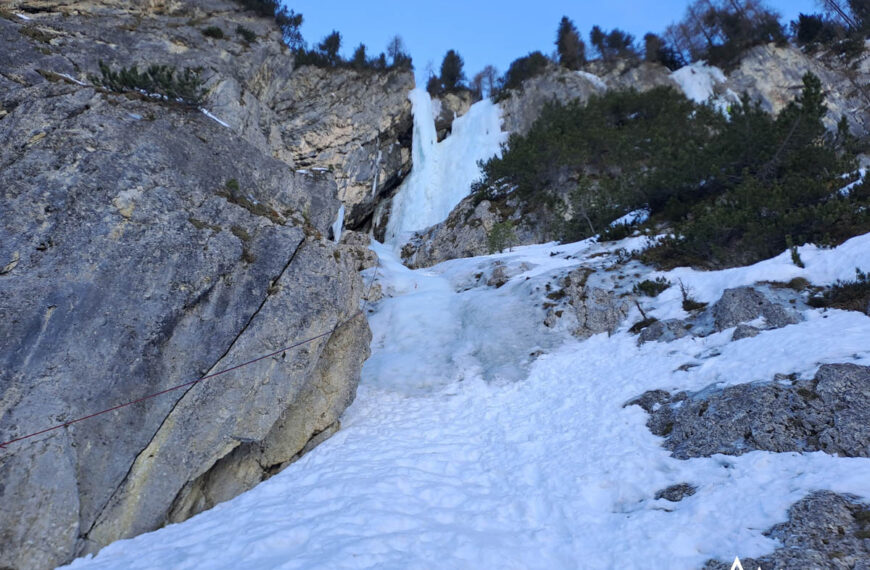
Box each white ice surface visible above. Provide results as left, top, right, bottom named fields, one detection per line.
left=200, top=108, right=230, bottom=128
left=670, top=62, right=727, bottom=104
left=384, top=88, right=506, bottom=246
left=64, top=234, right=870, bottom=570
left=576, top=70, right=608, bottom=91
left=610, top=208, right=650, bottom=227
left=331, top=204, right=345, bottom=243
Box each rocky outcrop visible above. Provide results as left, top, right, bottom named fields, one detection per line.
left=711, top=286, right=801, bottom=331
left=498, top=64, right=606, bottom=136
left=498, top=61, right=676, bottom=137
left=540, top=266, right=632, bottom=339
left=704, top=491, right=870, bottom=570
left=0, top=2, right=377, bottom=568
left=400, top=195, right=561, bottom=269
left=0, top=0, right=414, bottom=232
left=726, top=43, right=870, bottom=137
left=433, top=89, right=474, bottom=141
left=633, top=364, right=870, bottom=459
left=630, top=285, right=803, bottom=344
left=638, top=319, right=691, bottom=344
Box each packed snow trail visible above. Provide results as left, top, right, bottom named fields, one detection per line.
left=66, top=234, right=870, bottom=570
left=384, top=88, right=506, bottom=246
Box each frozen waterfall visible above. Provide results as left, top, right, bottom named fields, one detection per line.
left=384, top=88, right=506, bottom=246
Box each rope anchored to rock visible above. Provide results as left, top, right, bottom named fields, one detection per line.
left=0, top=261, right=380, bottom=453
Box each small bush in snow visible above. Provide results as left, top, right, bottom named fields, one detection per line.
left=633, top=277, right=671, bottom=297
left=809, top=268, right=870, bottom=315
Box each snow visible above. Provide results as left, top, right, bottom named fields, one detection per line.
left=331, top=205, right=345, bottom=243
left=200, top=108, right=230, bottom=128
left=839, top=168, right=867, bottom=196
left=55, top=72, right=87, bottom=86
left=609, top=208, right=650, bottom=227
left=670, top=62, right=739, bottom=113
left=645, top=231, right=870, bottom=322
left=576, top=70, right=608, bottom=91
left=64, top=233, right=870, bottom=570
left=384, top=88, right=506, bottom=246
left=670, top=62, right=727, bottom=104
left=15, top=12, right=31, bottom=20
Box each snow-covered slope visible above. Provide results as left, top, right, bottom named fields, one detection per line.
left=384, top=88, right=506, bottom=246
left=65, top=233, right=870, bottom=570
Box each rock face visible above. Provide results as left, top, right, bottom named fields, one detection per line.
left=726, top=43, right=870, bottom=137
left=268, top=66, right=414, bottom=229
left=0, top=2, right=379, bottom=568
left=704, top=491, right=870, bottom=570
left=541, top=266, right=632, bottom=339
left=635, top=364, right=870, bottom=459
left=1, top=0, right=414, bottom=232
left=433, top=89, right=474, bottom=141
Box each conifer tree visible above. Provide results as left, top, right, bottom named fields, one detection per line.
left=439, top=50, right=466, bottom=92
left=317, top=31, right=342, bottom=65
left=555, top=16, right=586, bottom=70
left=351, top=44, right=367, bottom=70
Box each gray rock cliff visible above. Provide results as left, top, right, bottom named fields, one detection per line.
left=0, top=2, right=387, bottom=568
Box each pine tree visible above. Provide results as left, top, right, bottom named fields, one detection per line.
left=351, top=44, right=367, bottom=70
left=555, top=16, right=586, bottom=70
left=317, top=31, right=342, bottom=66
left=590, top=25, right=606, bottom=57
left=439, top=50, right=466, bottom=92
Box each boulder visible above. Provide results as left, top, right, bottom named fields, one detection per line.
left=637, top=364, right=870, bottom=459
left=711, top=287, right=801, bottom=331
left=704, top=491, right=870, bottom=570
left=558, top=267, right=632, bottom=339
left=731, top=324, right=761, bottom=341
left=638, top=319, right=691, bottom=344
left=654, top=483, right=697, bottom=502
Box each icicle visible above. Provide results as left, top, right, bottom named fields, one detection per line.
left=331, top=205, right=345, bottom=243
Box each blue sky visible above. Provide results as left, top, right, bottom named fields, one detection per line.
left=283, top=0, right=818, bottom=82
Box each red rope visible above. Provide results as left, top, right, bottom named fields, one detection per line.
left=0, top=260, right=380, bottom=453
left=0, top=327, right=340, bottom=450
